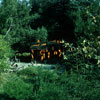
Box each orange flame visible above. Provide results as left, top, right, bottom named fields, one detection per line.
left=41, top=56, right=44, bottom=61
left=31, top=54, right=34, bottom=59
left=37, top=40, right=40, bottom=43
left=31, top=50, right=34, bottom=54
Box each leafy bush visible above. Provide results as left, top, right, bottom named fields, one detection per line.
left=63, top=39, right=100, bottom=75
left=0, top=35, right=13, bottom=73
left=0, top=67, right=100, bottom=100
left=0, top=59, right=9, bottom=73
left=0, top=35, right=13, bottom=59
left=17, top=67, right=100, bottom=100
left=71, top=0, right=100, bottom=44
left=2, top=74, right=33, bottom=100
left=61, top=72, right=100, bottom=100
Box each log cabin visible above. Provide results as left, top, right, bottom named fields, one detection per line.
left=30, top=40, right=65, bottom=62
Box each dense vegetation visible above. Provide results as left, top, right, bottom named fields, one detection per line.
left=0, top=0, right=100, bottom=100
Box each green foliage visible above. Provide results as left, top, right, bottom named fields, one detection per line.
left=0, top=35, right=13, bottom=73
left=2, top=74, right=33, bottom=100
left=71, top=0, right=100, bottom=43
left=17, top=67, right=100, bottom=100
left=30, top=0, right=75, bottom=41
left=1, top=0, right=100, bottom=100
left=62, top=38, right=100, bottom=82
left=0, top=59, right=9, bottom=73
left=0, top=66, right=100, bottom=100
left=58, top=72, right=100, bottom=100
left=0, top=35, right=12, bottom=59
left=17, top=66, right=58, bottom=84
left=62, top=43, right=85, bottom=72
left=31, top=26, right=48, bottom=42
left=0, top=0, right=48, bottom=52
left=60, top=0, right=100, bottom=79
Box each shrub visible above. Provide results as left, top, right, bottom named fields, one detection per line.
left=3, top=74, right=33, bottom=100
left=0, top=67, right=100, bottom=100
left=0, top=35, right=13, bottom=59
left=0, top=35, right=13, bottom=73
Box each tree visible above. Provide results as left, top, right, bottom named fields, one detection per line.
left=70, top=0, right=100, bottom=44
left=0, top=35, right=13, bottom=73
left=0, top=0, right=48, bottom=52
left=30, top=0, right=75, bottom=42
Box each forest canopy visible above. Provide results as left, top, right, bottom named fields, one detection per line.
left=0, top=0, right=76, bottom=52
left=1, top=0, right=100, bottom=100
left=0, top=0, right=100, bottom=61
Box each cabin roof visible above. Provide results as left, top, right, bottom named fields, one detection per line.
left=30, top=41, right=64, bottom=50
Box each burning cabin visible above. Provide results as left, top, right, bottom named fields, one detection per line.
left=30, top=40, right=65, bottom=63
